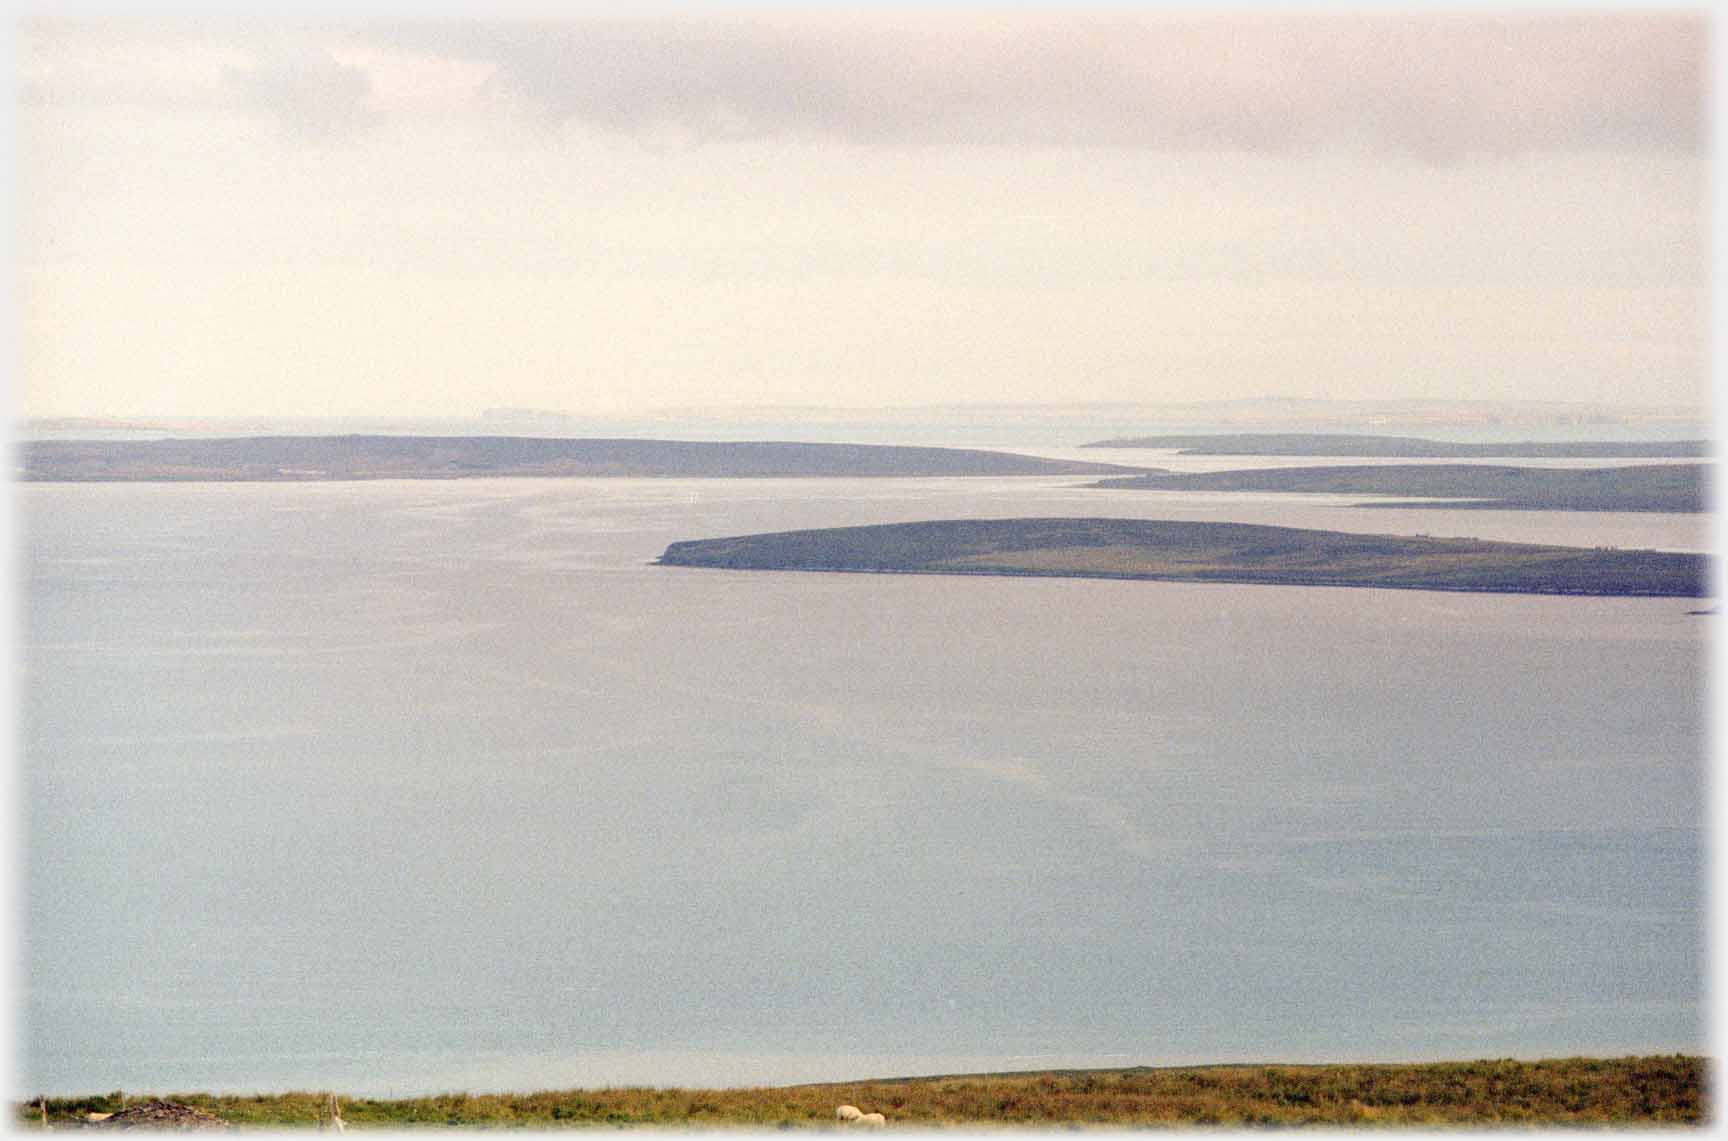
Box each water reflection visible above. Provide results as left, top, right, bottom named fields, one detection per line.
left=20, top=475, right=1706, bottom=1096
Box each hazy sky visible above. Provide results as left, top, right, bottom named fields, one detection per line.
left=18, top=11, right=1708, bottom=419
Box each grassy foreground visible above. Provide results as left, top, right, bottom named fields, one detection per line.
left=19, top=1056, right=1706, bottom=1128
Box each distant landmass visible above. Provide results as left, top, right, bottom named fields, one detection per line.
left=657, top=518, right=1707, bottom=598
left=26, top=398, right=1705, bottom=442
left=25, top=416, right=175, bottom=432
left=1090, top=463, right=1707, bottom=513
left=652, top=397, right=1704, bottom=430
left=17, top=436, right=1154, bottom=482
left=479, top=407, right=582, bottom=423
left=1083, top=433, right=1711, bottom=457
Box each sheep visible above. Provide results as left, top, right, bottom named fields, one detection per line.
left=835, top=1105, right=863, bottom=1123
left=856, top=1112, right=887, bottom=1127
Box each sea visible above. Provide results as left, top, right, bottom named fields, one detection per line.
left=15, top=416, right=1711, bottom=1097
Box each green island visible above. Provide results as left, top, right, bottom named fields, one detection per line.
left=1091, top=462, right=1708, bottom=513
left=17, top=1056, right=1704, bottom=1128
left=657, top=517, right=1707, bottom=597
left=1084, top=431, right=1711, bottom=457
left=17, top=436, right=1151, bottom=482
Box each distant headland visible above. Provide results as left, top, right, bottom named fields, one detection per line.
left=17, top=437, right=1155, bottom=482
left=1082, top=432, right=1710, bottom=457
left=1089, top=463, right=1707, bottom=513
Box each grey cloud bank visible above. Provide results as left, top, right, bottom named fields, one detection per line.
left=224, top=43, right=376, bottom=140
left=27, top=13, right=1704, bottom=158
left=18, top=12, right=1707, bottom=418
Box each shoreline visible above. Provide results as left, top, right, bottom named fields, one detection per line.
left=655, top=558, right=1709, bottom=599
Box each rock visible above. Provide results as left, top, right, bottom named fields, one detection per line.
left=85, top=1100, right=226, bottom=1129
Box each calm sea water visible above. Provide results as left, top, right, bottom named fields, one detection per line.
left=19, top=469, right=1707, bottom=1096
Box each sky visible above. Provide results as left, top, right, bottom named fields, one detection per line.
left=15, top=10, right=1710, bottom=420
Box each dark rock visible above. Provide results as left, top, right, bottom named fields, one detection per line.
left=87, top=1101, right=227, bottom=1130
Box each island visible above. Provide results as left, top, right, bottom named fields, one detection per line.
left=657, top=518, right=1708, bottom=597
left=1082, top=432, right=1711, bottom=457
left=1089, top=463, right=1707, bottom=513
left=18, top=436, right=1156, bottom=482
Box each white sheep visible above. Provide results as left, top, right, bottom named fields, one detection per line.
left=856, top=1112, right=887, bottom=1127
left=835, top=1105, right=863, bottom=1123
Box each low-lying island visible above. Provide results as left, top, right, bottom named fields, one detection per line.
left=658, top=517, right=1709, bottom=598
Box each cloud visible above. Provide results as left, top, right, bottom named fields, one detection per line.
left=20, top=19, right=254, bottom=110
left=224, top=43, right=376, bottom=140
left=369, top=12, right=1709, bottom=158
left=24, top=13, right=1705, bottom=158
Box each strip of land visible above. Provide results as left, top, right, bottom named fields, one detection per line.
left=1083, top=432, right=1711, bottom=457
left=18, top=1056, right=1705, bottom=1127
left=17, top=437, right=1154, bottom=482
left=1090, top=462, right=1707, bottom=513
left=657, top=517, right=1707, bottom=597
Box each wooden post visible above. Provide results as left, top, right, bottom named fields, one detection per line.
left=329, top=1093, right=345, bottom=1133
